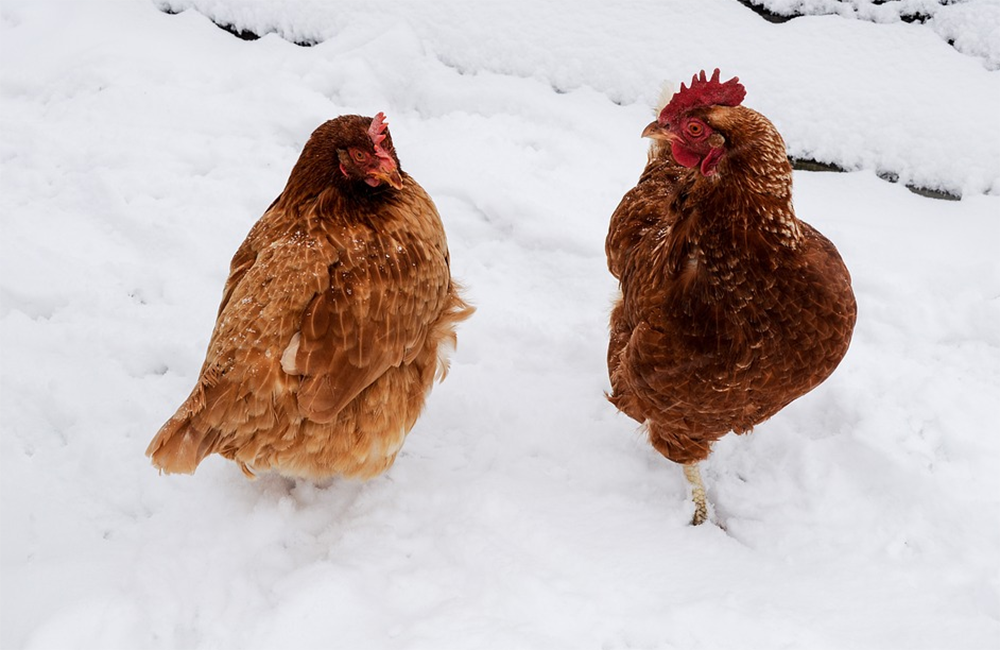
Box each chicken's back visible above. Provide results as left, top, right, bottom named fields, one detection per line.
left=147, top=177, right=473, bottom=479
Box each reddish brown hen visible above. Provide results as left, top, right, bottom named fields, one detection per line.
left=606, top=70, right=856, bottom=524
left=147, top=113, right=473, bottom=480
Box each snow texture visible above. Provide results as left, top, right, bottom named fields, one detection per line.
left=1, top=0, right=998, bottom=649
left=147, top=0, right=1000, bottom=197
left=751, top=0, right=1000, bottom=70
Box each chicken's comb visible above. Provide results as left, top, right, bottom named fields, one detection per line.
left=368, top=112, right=393, bottom=161
left=659, top=69, right=746, bottom=125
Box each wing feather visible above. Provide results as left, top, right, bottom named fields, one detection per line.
left=293, top=198, right=451, bottom=422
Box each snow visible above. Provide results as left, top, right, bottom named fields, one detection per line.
left=1, top=0, right=998, bottom=648
left=752, top=0, right=1000, bottom=70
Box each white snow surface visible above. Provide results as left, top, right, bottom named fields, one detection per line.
left=752, top=0, right=1000, bottom=71
left=1, top=1, right=998, bottom=649
left=150, top=0, right=1000, bottom=197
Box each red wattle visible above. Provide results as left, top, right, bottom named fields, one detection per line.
left=671, top=141, right=702, bottom=169
left=700, top=147, right=723, bottom=176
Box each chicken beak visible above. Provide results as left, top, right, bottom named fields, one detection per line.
left=366, top=151, right=404, bottom=190
left=373, top=169, right=404, bottom=190
left=642, top=120, right=674, bottom=141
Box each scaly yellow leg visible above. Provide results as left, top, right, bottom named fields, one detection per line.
left=684, top=463, right=709, bottom=526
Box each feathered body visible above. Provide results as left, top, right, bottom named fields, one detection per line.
left=147, top=114, right=472, bottom=479
left=607, top=71, right=856, bottom=520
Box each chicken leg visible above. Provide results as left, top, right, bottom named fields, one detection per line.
left=684, top=463, right=708, bottom=525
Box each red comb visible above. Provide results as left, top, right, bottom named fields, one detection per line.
left=368, top=112, right=393, bottom=162
left=659, top=69, right=746, bottom=125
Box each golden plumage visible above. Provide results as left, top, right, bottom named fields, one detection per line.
left=147, top=114, right=473, bottom=479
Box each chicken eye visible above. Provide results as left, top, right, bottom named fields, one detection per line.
left=686, top=121, right=705, bottom=138
left=352, top=150, right=367, bottom=163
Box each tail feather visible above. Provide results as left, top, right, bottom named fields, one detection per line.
left=433, top=283, right=475, bottom=382
left=146, top=389, right=217, bottom=474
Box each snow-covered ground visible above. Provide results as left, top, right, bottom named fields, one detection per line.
left=748, top=0, right=1000, bottom=70
left=1, top=1, right=998, bottom=648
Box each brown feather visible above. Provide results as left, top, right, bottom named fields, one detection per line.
left=147, top=115, right=473, bottom=479
left=607, top=102, right=856, bottom=466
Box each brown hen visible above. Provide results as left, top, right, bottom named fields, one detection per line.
left=147, top=113, right=473, bottom=480
left=606, top=70, right=857, bottom=524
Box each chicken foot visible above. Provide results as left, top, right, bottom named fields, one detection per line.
left=684, top=463, right=709, bottom=525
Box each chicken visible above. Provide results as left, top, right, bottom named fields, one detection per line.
left=147, top=112, right=473, bottom=480
left=606, top=70, right=857, bottom=525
